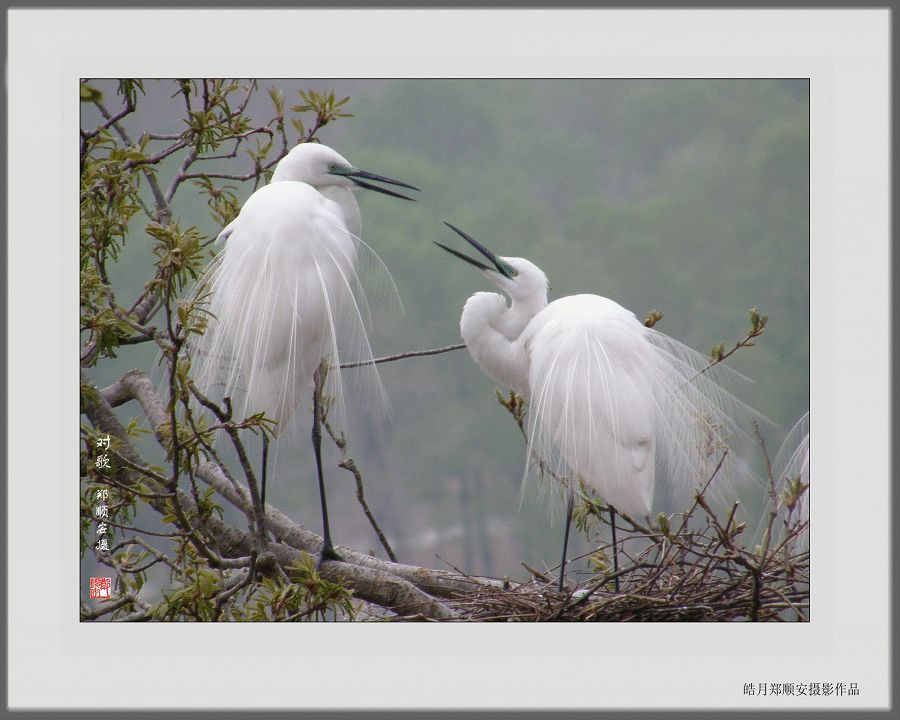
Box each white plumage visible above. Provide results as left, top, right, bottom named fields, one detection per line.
left=773, top=411, right=810, bottom=547
left=197, top=180, right=358, bottom=429
left=192, top=143, right=416, bottom=435
left=439, top=223, right=758, bottom=520
left=524, top=295, right=659, bottom=517
left=189, top=143, right=418, bottom=561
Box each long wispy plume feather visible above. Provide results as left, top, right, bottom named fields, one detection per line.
left=187, top=184, right=392, bottom=457
left=771, top=411, right=810, bottom=547
left=523, top=298, right=768, bottom=518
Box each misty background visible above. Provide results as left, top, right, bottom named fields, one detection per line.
left=82, top=79, right=809, bottom=587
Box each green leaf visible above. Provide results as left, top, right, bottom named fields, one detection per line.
left=80, top=83, right=103, bottom=103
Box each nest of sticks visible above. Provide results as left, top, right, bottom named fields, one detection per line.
left=442, top=488, right=809, bottom=622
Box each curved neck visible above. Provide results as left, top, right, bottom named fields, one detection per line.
left=317, top=185, right=361, bottom=243
left=269, top=176, right=361, bottom=243
left=501, top=293, right=546, bottom=340
left=460, top=292, right=530, bottom=396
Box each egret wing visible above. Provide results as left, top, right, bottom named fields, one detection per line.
left=189, top=182, right=385, bottom=435
left=524, top=295, right=656, bottom=516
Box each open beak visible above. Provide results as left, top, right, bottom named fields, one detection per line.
left=434, top=222, right=514, bottom=279
left=345, top=168, right=420, bottom=201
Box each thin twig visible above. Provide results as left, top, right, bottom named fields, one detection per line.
left=338, top=458, right=398, bottom=562
left=340, top=343, right=466, bottom=369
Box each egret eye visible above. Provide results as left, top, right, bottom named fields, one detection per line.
left=509, top=269, right=519, bottom=277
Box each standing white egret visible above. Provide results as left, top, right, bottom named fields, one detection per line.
left=191, top=143, right=419, bottom=565
left=436, top=223, right=759, bottom=590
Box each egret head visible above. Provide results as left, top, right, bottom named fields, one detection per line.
left=435, top=222, right=549, bottom=303
left=271, top=143, right=419, bottom=200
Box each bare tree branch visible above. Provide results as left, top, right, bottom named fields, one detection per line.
left=83, top=369, right=473, bottom=619
left=340, top=343, right=466, bottom=369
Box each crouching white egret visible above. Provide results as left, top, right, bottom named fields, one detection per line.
left=436, top=222, right=760, bottom=591
left=191, top=143, right=419, bottom=565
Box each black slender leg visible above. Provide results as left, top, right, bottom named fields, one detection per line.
left=312, top=368, right=340, bottom=568
left=259, top=433, right=270, bottom=542
left=609, top=506, right=621, bottom=593
left=558, top=491, right=575, bottom=592
left=261, top=433, right=270, bottom=509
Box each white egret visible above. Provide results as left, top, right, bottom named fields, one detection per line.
left=436, top=223, right=760, bottom=591
left=773, top=411, right=809, bottom=548
left=191, top=143, right=419, bottom=564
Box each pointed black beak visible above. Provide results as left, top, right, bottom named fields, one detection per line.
left=434, top=222, right=514, bottom=279
left=346, top=169, right=420, bottom=201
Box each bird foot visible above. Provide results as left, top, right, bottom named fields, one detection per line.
left=316, top=543, right=342, bottom=571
